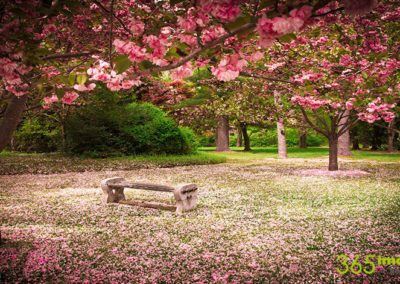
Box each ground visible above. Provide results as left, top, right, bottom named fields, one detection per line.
left=1, top=148, right=400, bottom=283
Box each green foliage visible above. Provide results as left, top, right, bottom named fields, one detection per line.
left=200, top=126, right=326, bottom=148
left=14, top=117, right=60, bottom=152
left=65, top=99, right=196, bottom=157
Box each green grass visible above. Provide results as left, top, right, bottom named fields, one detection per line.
left=0, top=151, right=226, bottom=175
left=1, top=147, right=398, bottom=175
left=199, top=146, right=400, bottom=163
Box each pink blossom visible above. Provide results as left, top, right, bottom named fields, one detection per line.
left=339, top=55, right=352, bottom=66
left=62, top=92, right=79, bottom=104
left=291, top=95, right=328, bottom=110
left=171, top=62, right=193, bottom=80
left=121, top=79, right=142, bottom=89
left=345, top=100, right=355, bottom=110
left=201, top=26, right=226, bottom=44
left=211, top=3, right=240, bottom=22
left=211, top=54, right=247, bottom=81
left=107, top=78, right=122, bottom=91
left=177, top=15, right=197, bottom=32
left=127, top=19, right=144, bottom=36
left=178, top=34, right=198, bottom=47
left=289, top=6, right=313, bottom=20
left=43, top=95, right=59, bottom=105
left=73, top=83, right=96, bottom=92
left=248, top=51, right=264, bottom=62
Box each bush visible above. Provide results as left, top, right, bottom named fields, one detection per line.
left=65, top=101, right=196, bottom=157
left=14, top=117, right=60, bottom=152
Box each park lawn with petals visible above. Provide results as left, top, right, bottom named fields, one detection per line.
left=1, top=152, right=400, bottom=283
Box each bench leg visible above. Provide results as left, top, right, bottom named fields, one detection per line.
left=174, top=185, right=198, bottom=215
left=114, top=188, right=126, bottom=203
left=101, top=177, right=126, bottom=204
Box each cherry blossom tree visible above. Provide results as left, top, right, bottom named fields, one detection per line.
left=240, top=1, right=399, bottom=170
left=0, top=0, right=380, bottom=151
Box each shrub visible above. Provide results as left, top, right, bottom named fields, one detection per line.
left=65, top=101, right=196, bottom=157
left=14, top=117, right=60, bottom=152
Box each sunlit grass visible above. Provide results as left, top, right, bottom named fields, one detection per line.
left=199, top=147, right=400, bottom=163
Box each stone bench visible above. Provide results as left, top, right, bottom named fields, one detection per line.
left=101, top=177, right=198, bottom=215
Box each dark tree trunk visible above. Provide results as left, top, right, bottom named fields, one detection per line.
left=240, top=122, right=251, bottom=151
left=328, top=134, right=339, bottom=171
left=352, top=137, right=360, bottom=150
left=216, top=116, right=229, bottom=152
left=0, top=95, right=28, bottom=151
left=236, top=125, right=243, bottom=147
left=338, top=111, right=352, bottom=156
left=387, top=121, right=395, bottom=153
left=277, top=119, right=287, bottom=159
left=299, top=132, right=307, bottom=148
left=371, top=125, right=382, bottom=150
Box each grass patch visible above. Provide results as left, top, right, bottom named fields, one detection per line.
left=199, top=147, right=400, bottom=163
left=0, top=151, right=226, bottom=175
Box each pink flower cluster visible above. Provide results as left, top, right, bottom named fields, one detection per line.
left=73, top=83, right=96, bottom=92
left=291, top=95, right=329, bottom=110
left=87, top=59, right=141, bottom=91
left=43, top=94, right=59, bottom=109
left=113, top=39, right=147, bottom=63
left=201, top=25, right=226, bottom=44
left=127, top=18, right=144, bottom=36
left=0, top=57, right=30, bottom=96
left=171, top=62, right=194, bottom=80
left=201, top=0, right=241, bottom=22
left=256, top=6, right=312, bottom=47
left=62, top=91, right=79, bottom=105
left=293, top=71, right=323, bottom=83
left=211, top=54, right=247, bottom=81
left=358, top=98, right=396, bottom=123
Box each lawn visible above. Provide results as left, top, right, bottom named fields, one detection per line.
left=0, top=152, right=226, bottom=175
left=200, top=146, right=400, bottom=163
left=1, top=149, right=400, bottom=282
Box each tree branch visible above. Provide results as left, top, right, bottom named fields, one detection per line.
left=42, top=51, right=101, bottom=60
left=311, top=7, right=344, bottom=18
left=299, top=106, right=329, bottom=137
left=338, top=118, right=358, bottom=136
left=92, top=0, right=134, bottom=37
left=150, top=23, right=256, bottom=72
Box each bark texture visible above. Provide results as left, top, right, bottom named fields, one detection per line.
left=299, top=132, right=307, bottom=148
left=328, top=135, right=339, bottom=171
left=387, top=121, right=395, bottom=152
left=240, top=122, right=251, bottom=151
left=277, top=119, right=287, bottom=159
left=338, top=110, right=352, bottom=156
left=216, top=116, right=230, bottom=152
left=0, top=95, right=28, bottom=151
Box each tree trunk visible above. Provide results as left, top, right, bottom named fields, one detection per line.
left=236, top=125, right=243, bottom=147
left=328, top=134, right=339, bottom=171
left=387, top=121, right=395, bottom=152
left=338, top=111, right=352, bottom=156
left=240, top=122, right=251, bottom=151
left=299, top=132, right=307, bottom=148
left=277, top=119, right=287, bottom=159
left=0, top=95, right=28, bottom=151
left=352, top=137, right=360, bottom=150
left=216, top=116, right=229, bottom=152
